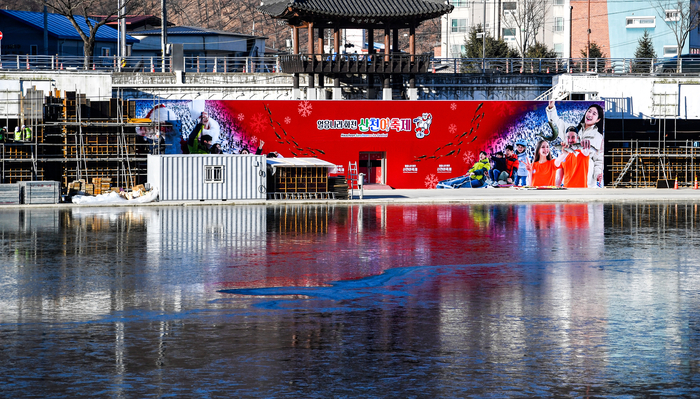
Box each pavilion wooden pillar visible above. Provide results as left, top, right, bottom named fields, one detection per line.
left=367, top=29, right=375, bottom=99
left=333, top=26, right=341, bottom=99
left=383, top=28, right=391, bottom=100
left=409, top=26, right=417, bottom=100
left=317, top=27, right=325, bottom=99
left=392, top=29, right=399, bottom=54
left=392, top=28, right=401, bottom=94
left=307, top=23, right=315, bottom=99
left=292, top=27, right=300, bottom=99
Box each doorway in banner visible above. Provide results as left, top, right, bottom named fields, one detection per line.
left=359, top=152, right=385, bottom=185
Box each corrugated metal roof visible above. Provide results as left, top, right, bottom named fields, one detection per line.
left=91, top=15, right=170, bottom=26
left=136, top=26, right=264, bottom=39
left=258, top=0, right=453, bottom=21
left=0, top=10, right=138, bottom=43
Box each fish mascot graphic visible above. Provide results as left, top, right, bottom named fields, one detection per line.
left=413, top=113, right=433, bottom=139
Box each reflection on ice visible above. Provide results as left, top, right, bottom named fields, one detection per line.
left=1, top=202, right=700, bottom=397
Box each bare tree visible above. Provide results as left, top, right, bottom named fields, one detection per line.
left=46, top=0, right=141, bottom=66
left=13, top=0, right=447, bottom=57
left=500, top=0, right=549, bottom=58
left=651, top=0, right=700, bottom=68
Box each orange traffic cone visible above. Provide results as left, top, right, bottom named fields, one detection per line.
left=674, top=178, right=679, bottom=190
left=694, top=176, right=698, bottom=190
left=60, top=63, right=63, bottom=70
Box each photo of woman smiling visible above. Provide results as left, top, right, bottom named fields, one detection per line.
left=546, top=100, right=604, bottom=187
left=525, top=139, right=561, bottom=187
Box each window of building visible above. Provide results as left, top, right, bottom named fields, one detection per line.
left=503, top=2, right=517, bottom=11
left=205, top=165, right=224, bottom=183
left=503, top=28, right=516, bottom=37
left=451, top=19, right=467, bottom=33
left=554, top=43, right=563, bottom=58
left=554, top=17, right=565, bottom=32
left=626, top=16, right=656, bottom=28
left=101, top=47, right=110, bottom=57
left=452, top=0, right=469, bottom=6
left=665, top=10, right=680, bottom=21
left=663, top=46, right=678, bottom=57
left=553, top=0, right=565, bottom=5
left=30, top=45, right=38, bottom=55
left=450, top=45, right=466, bottom=57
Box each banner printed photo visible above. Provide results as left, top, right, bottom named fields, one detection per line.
left=134, top=100, right=604, bottom=189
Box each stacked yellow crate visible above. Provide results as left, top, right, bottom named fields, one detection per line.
left=92, top=178, right=102, bottom=195
left=101, top=178, right=112, bottom=193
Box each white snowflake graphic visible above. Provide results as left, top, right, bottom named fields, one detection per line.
left=463, top=151, right=475, bottom=165
left=250, top=136, right=258, bottom=146
left=284, top=116, right=291, bottom=124
left=448, top=124, right=457, bottom=135
left=450, top=103, right=457, bottom=111
left=237, top=113, right=245, bottom=121
left=250, top=113, right=266, bottom=134
left=425, top=174, right=439, bottom=189
left=298, top=101, right=313, bottom=117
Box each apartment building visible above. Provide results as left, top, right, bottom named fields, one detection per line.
left=440, top=0, right=571, bottom=58
left=441, top=0, right=700, bottom=59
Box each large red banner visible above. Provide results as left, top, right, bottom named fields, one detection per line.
left=135, top=100, right=605, bottom=189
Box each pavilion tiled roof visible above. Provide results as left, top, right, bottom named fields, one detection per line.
left=258, top=0, right=453, bottom=24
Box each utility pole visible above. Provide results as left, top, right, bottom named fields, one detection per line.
left=569, top=5, right=573, bottom=58
left=587, top=0, right=591, bottom=70
left=497, top=0, right=502, bottom=39
left=119, top=0, right=126, bottom=61
left=43, top=1, right=48, bottom=55
left=161, top=0, right=168, bottom=72
left=482, top=0, right=486, bottom=72
left=446, top=15, right=449, bottom=59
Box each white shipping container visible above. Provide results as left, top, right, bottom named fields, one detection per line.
left=0, top=183, right=20, bottom=205
left=20, top=181, right=60, bottom=204
left=147, top=154, right=267, bottom=201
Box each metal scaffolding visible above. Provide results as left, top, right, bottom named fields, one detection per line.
left=0, top=88, right=157, bottom=194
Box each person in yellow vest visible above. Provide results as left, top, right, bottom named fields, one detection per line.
left=22, top=125, right=32, bottom=141
left=14, top=126, right=22, bottom=141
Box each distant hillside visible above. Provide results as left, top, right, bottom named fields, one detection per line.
left=14, top=0, right=443, bottom=55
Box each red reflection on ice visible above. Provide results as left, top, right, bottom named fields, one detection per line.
left=216, top=204, right=602, bottom=289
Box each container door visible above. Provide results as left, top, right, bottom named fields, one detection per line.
left=358, top=152, right=385, bottom=185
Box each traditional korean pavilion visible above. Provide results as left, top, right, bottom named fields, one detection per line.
left=257, top=0, right=454, bottom=100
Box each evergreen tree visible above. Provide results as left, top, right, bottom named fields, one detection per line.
left=631, top=30, right=657, bottom=73
left=580, top=42, right=606, bottom=58
left=521, top=42, right=561, bottom=73
left=461, top=25, right=519, bottom=72
left=523, top=42, right=557, bottom=58
left=579, top=42, right=607, bottom=72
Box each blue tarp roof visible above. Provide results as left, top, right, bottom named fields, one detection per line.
left=0, top=9, right=138, bottom=43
